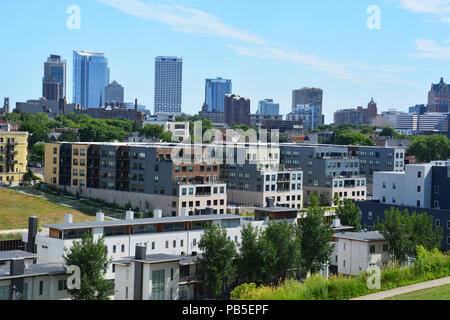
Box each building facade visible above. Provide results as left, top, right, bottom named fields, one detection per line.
left=292, top=88, right=323, bottom=125
left=73, top=51, right=110, bottom=109
left=43, top=55, right=67, bottom=101
left=287, top=104, right=319, bottom=131
left=44, top=142, right=227, bottom=217
left=257, top=99, right=280, bottom=115
left=0, top=131, right=28, bottom=185
left=154, top=57, right=183, bottom=115
left=105, top=80, right=124, bottom=105
left=428, top=77, right=450, bottom=112
left=224, top=94, right=250, bottom=126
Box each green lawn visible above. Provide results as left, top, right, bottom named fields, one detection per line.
left=385, top=284, right=450, bottom=300
left=0, top=188, right=96, bottom=230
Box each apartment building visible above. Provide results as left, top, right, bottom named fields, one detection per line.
left=373, top=164, right=433, bottom=208
left=224, top=163, right=303, bottom=209
left=0, top=251, right=70, bottom=301
left=357, top=161, right=450, bottom=251
left=347, top=146, right=405, bottom=194
left=0, top=131, right=28, bottom=185
left=280, top=145, right=367, bottom=205
left=44, top=142, right=227, bottom=216
left=23, top=212, right=242, bottom=280
left=113, top=247, right=200, bottom=300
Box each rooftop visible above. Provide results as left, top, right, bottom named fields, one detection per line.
left=43, top=214, right=241, bottom=231
left=334, top=231, right=385, bottom=242
left=0, top=263, right=66, bottom=279
left=113, top=253, right=200, bottom=266
left=0, top=251, right=38, bottom=262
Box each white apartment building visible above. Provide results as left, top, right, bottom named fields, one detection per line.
left=418, top=113, right=448, bottom=132
left=373, top=164, right=433, bottom=208
left=22, top=212, right=242, bottom=280
left=331, top=231, right=390, bottom=276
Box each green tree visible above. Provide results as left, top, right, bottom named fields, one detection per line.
left=58, top=130, right=79, bottom=142
left=300, top=206, right=335, bottom=277
left=333, top=193, right=340, bottom=206
left=408, top=135, right=450, bottom=163
left=410, top=212, right=443, bottom=254
left=259, top=221, right=302, bottom=284
left=335, top=132, right=375, bottom=146
left=237, top=224, right=266, bottom=284
left=31, top=142, right=45, bottom=162
left=196, top=224, right=238, bottom=299
left=374, top=208, right=412, bottom=264
left=63, top=232, right=114, bottom=300
left=319, top=193, right=330, bottom=207
left=335, top=199, right=361, bottom=232
left=309, top=192, right=319, bottom=207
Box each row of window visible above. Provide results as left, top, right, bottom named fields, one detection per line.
left=175, top=165, right=218, bottom=173
left=181, top=199, right=225, bottom=208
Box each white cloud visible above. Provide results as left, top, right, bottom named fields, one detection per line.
left=410, top=39, right=450, bottom=60
left=98, top=0, right=419, bottom=86
left=399, top=0, right=450, bottom=23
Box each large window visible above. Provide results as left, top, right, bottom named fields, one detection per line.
left=221, top=219, right=241, bottom=229
left=162, top=223, right=185, bottom=232
left=104, top=226, right=126, bottom=237
left=133, top=225, right=157, bottom=235
left=151, top=270, right=165, bottom=300
left=63, top=228, right=91, bottom=240
left=0, top=285, right=9, bottom=300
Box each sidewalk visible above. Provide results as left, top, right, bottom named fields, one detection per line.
left=351, top=276, right=450, bottom=300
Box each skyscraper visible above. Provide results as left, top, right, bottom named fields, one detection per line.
left=43, top=55, right=66, bottom=101
left=105, top=80, right=124, bottom=105
left=224, top=94, right=250, bottom=126
left=203, top=77, right=232, bottom=112
left=257, top=99, right=280, bottom=115
left=292, top=88, right=323, bottom=125
left=154, top=56, right=182, bottom=114
left=73, top=51, right=110, bottom=109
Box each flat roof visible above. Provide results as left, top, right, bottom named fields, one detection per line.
left=113, top=253, right=201, bottom=266
left=0, top=251, right=38, bottom=262
left=43, top=214, right=241, bottom=231
left=253, top=207, right=299, bottom=213
left=0, top=263, right=66, bottom=279
left=334, top=231, right=385, bottom=242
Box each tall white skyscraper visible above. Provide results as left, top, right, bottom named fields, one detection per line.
left=154, top=56, right=182, bottom=114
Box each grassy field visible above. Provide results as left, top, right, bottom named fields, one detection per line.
left=0, top=188, right=96, bottom=230
left=385, top=284, right=450, bottom=300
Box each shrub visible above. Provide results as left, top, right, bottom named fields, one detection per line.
left=414, top=245, right=448, bottom=279
left=231, top=283, right=258, bottom=300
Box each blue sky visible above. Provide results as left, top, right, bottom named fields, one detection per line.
left=1, top=0, right=450, bottom=122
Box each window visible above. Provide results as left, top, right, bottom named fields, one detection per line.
left=417, top=186, right=421, bottom=192
left=448, top=221, right=450, bottom=230
left=151, top=270, right=165, bottom=300
left=417, top=200, right=421, bottom=208
left=369, top=245, right=376, bottom=254
left=113, top=245, right=116, bottom=253
left=418, top=171, right=422, bottom=178
left=39, top=281, right=44, bottom=296
left=58, top=280, right=67, bottom=291
left=368, top=211, right=373, bottom=220
left=121, top=244, right=125, bottom=253
left=435, top=219, right=440, bottom=227
left=434, top=186, right=440, bottom=194
left=434, top=200, right=440, bottom=209
left=383, top=244, right=389, bottom=252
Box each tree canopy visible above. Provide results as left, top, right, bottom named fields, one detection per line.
left=408, top=134, right=450, bottom=163
left=335, top=199, right=361, bottom=232
left=63, top=231, right=114, bottom=300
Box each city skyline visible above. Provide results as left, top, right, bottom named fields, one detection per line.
left=1, top=0, right=450, bottom=122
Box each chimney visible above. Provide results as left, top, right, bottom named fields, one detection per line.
left=26, top=216, right=38, bottom=254
left=332, top=218, right=341, bottom=228
left=135, top=245, right=147, bottom=260
left=96, top=211, right=105, bottom=222
left=126, top=211, right=134, bottom=220
left=154, top=209, right=162, bottom=219
left=10, top=258, right=25, bottom=276
left=64, top=214, right=73, bottom=224
left=180, top=208, right=188, bottom=217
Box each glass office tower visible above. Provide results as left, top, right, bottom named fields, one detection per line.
left=204, top=78, right=232, bottom=112
left=73, top=51, right=110, bottom=108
